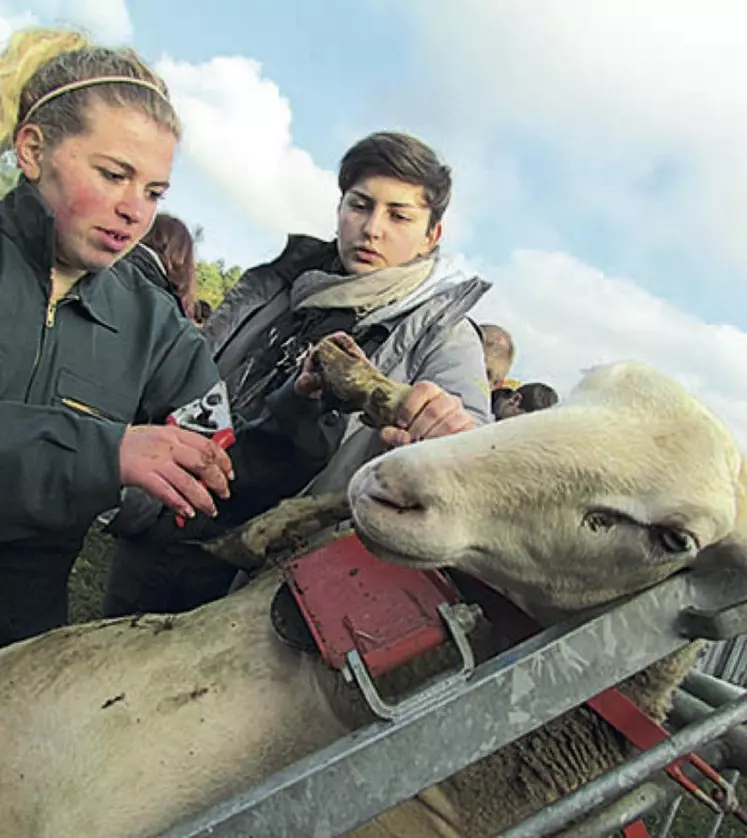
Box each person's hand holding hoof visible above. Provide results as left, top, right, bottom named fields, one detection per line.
left=294, top=332, right=367, bottom=399
left=119, top=425, right=234, bottom=521
left=380, top=381, right=477, bottom=448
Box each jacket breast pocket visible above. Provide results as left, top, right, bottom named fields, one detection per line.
left=56, top=368, right=136, bottom=424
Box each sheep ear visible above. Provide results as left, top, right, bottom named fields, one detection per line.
left=693, top=537, right=747, bottom=572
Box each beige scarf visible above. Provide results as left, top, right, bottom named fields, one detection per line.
left=291, top=256, right=435, bottom=315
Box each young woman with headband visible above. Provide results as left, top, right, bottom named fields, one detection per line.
left=0, top=28, right=233, bottom=646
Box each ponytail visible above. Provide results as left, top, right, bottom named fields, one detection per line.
left=0, top=28, right=90, bottom=151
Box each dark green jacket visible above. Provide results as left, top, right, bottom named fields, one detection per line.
left=0, top=181, right=219, bottom=544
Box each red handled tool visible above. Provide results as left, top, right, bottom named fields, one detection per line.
left=166, top=381, right=236, bottom=527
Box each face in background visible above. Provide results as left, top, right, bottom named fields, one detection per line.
left=336, top=175, right=442, bottom=275
left=481, top=324, right=515, bottom=390
left=15, top=97, right=175, bottom=276
left=492, top=389, right=525, bottom=421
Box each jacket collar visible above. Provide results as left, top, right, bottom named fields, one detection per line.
left=2, top=179, right=119, bottom=331
left=2, top=177, right=56, bottom=275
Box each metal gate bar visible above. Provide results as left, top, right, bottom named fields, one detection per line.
left=550, top=681, right=742, bottom=837
left=498, top=696, right=747, bottom=838
left=705, top=770, right=741, bottom=838
left=158, top=568, right=747, bottom=838
left=656, top=797, right=684, bottom=838
left=657, top=681, right=747, bottom=838
left=699, top=637, right=747, bottom=686
left=555, top=777, right=682, bottom=838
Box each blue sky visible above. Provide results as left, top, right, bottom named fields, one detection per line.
left=2, top=0, right=747, bottom=442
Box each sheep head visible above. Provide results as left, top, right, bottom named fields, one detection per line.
left=349, top=362, right=746, bottom=616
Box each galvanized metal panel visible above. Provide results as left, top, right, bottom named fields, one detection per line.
left=698, top=636, right=747, bottom=685
left=501, top=697, right=747, bottom=838
left=158, top=568, right=747, bottom=838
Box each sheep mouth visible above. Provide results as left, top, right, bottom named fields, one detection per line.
left=352, top=500, right=440, bottom=569
left=349, top=468, right=460, bottom=568
left=354, top=525, right=435, bottom=568
left=363, top=482, right=427, bottom=515
left=351, top=485, right=427, bottom=533
left=352, top=499, right=470, bottom=573
left=366, top=490, right=426, bottom=515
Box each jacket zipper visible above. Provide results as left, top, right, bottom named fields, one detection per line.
left=24, top=289, right=78, bottom=401
left=29, top=292, right=109, bottom=419
left=45, top=297, right=58, bottom=327
left=24, top=298, right=56, bottom=400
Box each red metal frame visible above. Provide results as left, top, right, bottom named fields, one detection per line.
left=284, top=533, right=461, bottom=676
left=623, top=821, right=651, bottom=838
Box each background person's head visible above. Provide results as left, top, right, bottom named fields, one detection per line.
left=480, top=323, right=515, bottom=390
left=142, top=213, right=197, bottom=320
left=336, top=131, right=451, bottom=275
left=491, top=386, right=523, bottom=421
left=1, top=28, right=180, bottom=278
left=491, top=381, right=559, bottom=421
left=517, top=382, right=559, bottom=413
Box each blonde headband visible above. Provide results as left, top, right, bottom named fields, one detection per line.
left=22, top=76, right=171, bottom=124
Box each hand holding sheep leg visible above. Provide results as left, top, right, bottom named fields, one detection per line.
left=313, top=335, right=411, bottom=426
left=383, top=381, right=477, bottom=448
left=312, top=336, right=475, bottom=447
left=294, top=332, right=371, bottom=400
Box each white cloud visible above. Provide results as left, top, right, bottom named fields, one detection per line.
left=1, top=0, right=132, bottom=42
left=64, top=0, right=132, bottom=43
left=470, top=248, right=747, bottom=449
left=381, top=0, right=747, bottom=445
left=398, top=0, right=747, bottom=278
left=157, top=54, right=339, bottom=240
left=0, top=10, right=36, bottom=46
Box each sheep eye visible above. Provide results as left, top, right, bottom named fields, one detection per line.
left=583, top=509, right=627, bottom=532
left=653, top=527, right=698, bottom=555
left=583, top=509, right=699, bottom=557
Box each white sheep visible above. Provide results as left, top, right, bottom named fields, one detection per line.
left=0, top=360, right=744, bottom=837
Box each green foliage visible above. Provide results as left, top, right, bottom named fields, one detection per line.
left=196, top=258, right=243, bottom=308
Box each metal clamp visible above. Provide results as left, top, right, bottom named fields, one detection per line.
left=679, top=597, right=747, bottom=641
left=341, top=602, right=481, bottom=722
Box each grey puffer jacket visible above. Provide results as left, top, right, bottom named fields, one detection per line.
left=258, top=245, right=494, bottom=495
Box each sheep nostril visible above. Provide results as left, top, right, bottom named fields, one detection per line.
left=366, top=466, right=425, bottom=513
left=369, top=486, right=423, bottom=513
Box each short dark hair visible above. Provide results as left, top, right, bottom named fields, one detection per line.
left=517, top=383, right=559, bottom=412
left=338, top=131, right=452, bottom=230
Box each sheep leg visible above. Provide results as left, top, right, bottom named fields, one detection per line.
left=203, top=337, right=407, bottom=568
left=314, top=336, right=411, bottom=428
left=202, top=493, right=350, bottom=568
